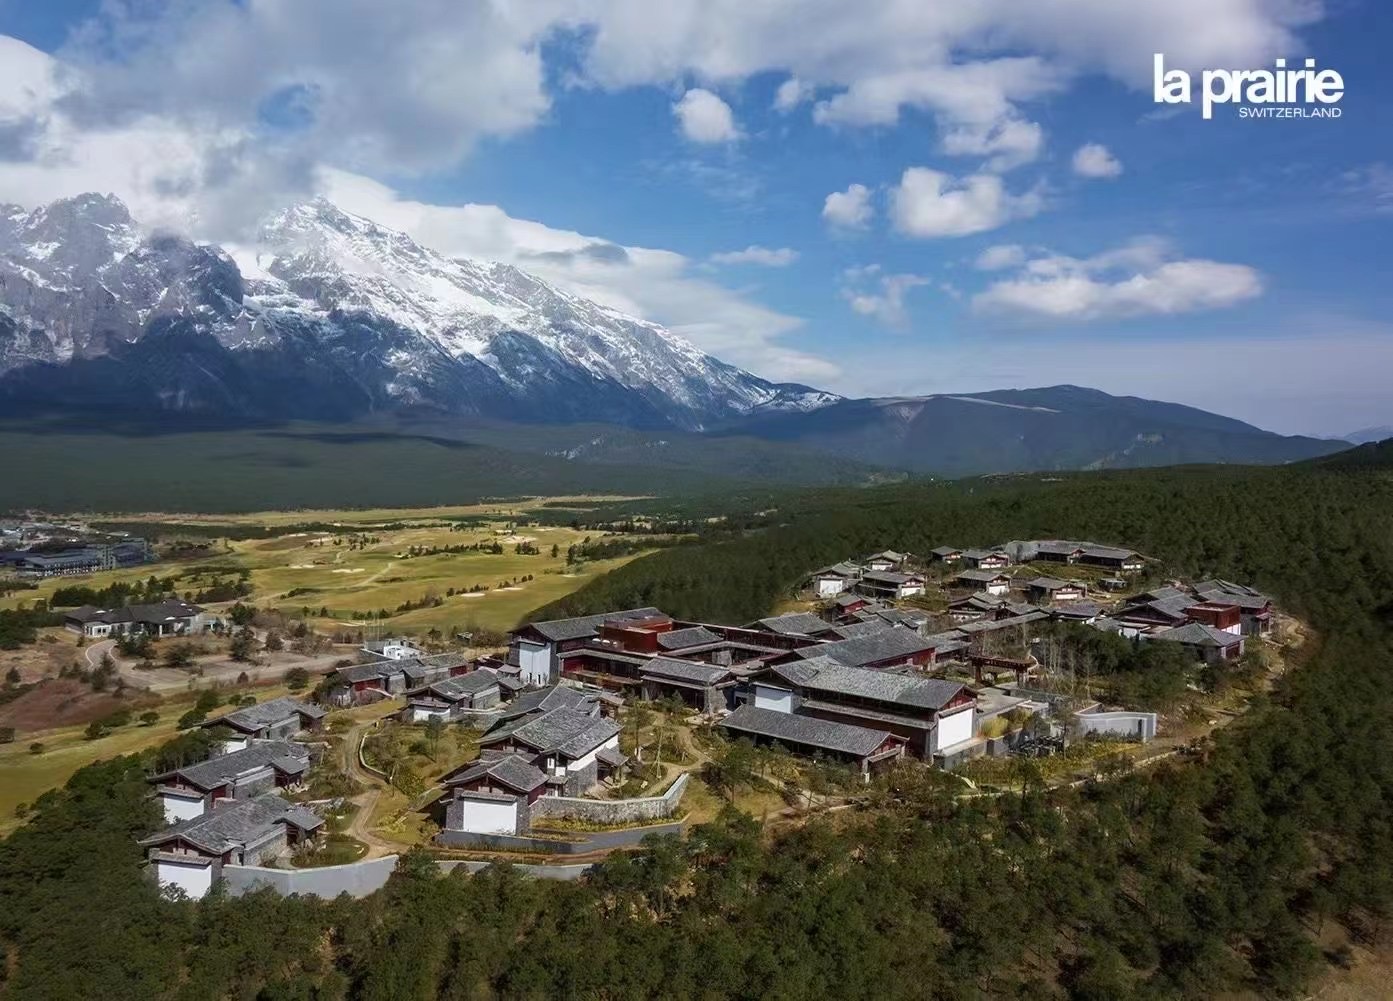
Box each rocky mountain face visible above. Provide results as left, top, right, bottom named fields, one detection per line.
left=0, top=194, right=835, bottom=428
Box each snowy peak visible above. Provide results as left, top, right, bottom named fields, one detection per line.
left=0, top=192, right=839, bottom=430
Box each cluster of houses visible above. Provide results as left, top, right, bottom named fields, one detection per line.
left=0, top=532, right=152, bottom=578
left=135, top=537, right=1279, bottom=883
left=139, top=697, right=329, bottom=898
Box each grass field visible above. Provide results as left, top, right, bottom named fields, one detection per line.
left=3, top=502, right=665, bottom=635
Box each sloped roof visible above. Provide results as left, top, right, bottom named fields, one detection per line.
left=139, top=794, right=321, bottom=854
left=1152, top=622, right=1243, bottom=648
left=720, top=705, right=891, bottom=757
left=640, top=656, right=732, bottom=686
left=424, top=671, right=501, bottom=701
left=828, top=620, right=892, bottom=639
left=957, top=569, right=1010, bottom=583
left=152, top=740, right=308, bottom=791
left=207, top=697, right=325, bottom=734
left=751, top=612, right=832, bottom=636
left=859, top=570, right=923, bottom=586
left=1029, top=576, right=1084, bottom=591
left=792, top=627, right=936, bottom=667
left=494, top=684, right=596, bottom=721
left=516, top=607, right=665, bottom=642
left=930, top=546, right=962, bottom=556
left=771, top=656, right=966, bottom=710
left=656, top=625, right=722, bottom=650
left=443, top=753, right=547, bottom=794
left=481, top=707, right=619, bottom=758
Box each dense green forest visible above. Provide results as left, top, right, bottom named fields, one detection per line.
left=3, top=454, right=1393, bottom=999
left=0, top=417, right=884, bottom=512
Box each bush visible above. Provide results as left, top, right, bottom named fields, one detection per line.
left=83, top=720, right=107, bottom=741
left=27, top=742, right=43, bottom=755
left=285, top=666, right=311, bottom=691
left=139, top=710, right=160, bottom=727
left=0, top=725, right=14, bottom=744
left=177, top=709, right=206, bottom=730
left=101, top=708, right=133, bottom=729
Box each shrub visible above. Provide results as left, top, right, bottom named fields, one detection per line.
left=27, top=742, right=43, bottom=755
left=139, top=710, right=160, bottom=727
left=177, top=709, right=206, bottom=730
left=0, top=726, right=13, bottom=744
left=284, top=666, right=311, bottom=691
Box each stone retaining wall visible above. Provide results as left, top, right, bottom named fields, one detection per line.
left=224, top=854, right=599, bottom=898
left=529, top=773, right=689, bottom=824
left=436, top=819, right=686, bottom=854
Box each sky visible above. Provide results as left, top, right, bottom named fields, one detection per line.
left=0, top=0, right=1390, bottom=436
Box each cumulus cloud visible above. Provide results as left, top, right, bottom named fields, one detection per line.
left=709, top=245, right=799, bottom=266
left=823, top=182, right=873, bottom=229
left=773, top=77, right=814, bottom=112
left=1072, top=142, right=1122, bottom=179
left=672, top=88, right=740, bottom=143
left=972, top=236, right=1263, bottom=320
left=890, top=168, right=1042, bottom=238
left=840, top=265, right=929, bottom=330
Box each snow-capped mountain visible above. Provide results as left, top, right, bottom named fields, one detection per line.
left=0, top=193, right=837, bottom=428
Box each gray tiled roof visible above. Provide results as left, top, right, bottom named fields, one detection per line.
left=752, top=612, right=832, bottom=636
left=656, top=625, right=723, bottom=650
left=444, top=753, right=547, bottom=793
left=494, top=684, right=597, bottom=721
left=337, top=662, right=402, bottom=684
left=1196, top=589, right=1271, bottom=610
left=962, top=548, right=1007, bottom=561
left=720, top=705, right=891, bottom=757
left=812, top=562, right=863, bottom=578
left=930, top=546, right=962, bottom=556
left=65, top=599, right=203, bottom=626
left=1152, top=622, right=1243, bottom=647
left=1029, top=577, right=1086, bottom=592
left=829, top=620, right=892, bottom=639
left=482, top=707, right=618, bottom=758
left=640, top=656, right=732, bottom=686
left=793, top=627, right=936, bottom=667
left=139, top=794, right=321, bottom=853
left=771, top=657, right=966, bottom=710
left=152, top=741, right=308, bottom=792
left=517, top=607, right=665, bottom=642
left=426, top=671, right=501, bottom=700
left=957, top=569, right=1009, bottom=584
left=859, top=570, right=923, bottom=586
left=208, top=697, right=325, bottom=734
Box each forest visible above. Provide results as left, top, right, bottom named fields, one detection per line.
left=2, top=444, right=1392, bottom=999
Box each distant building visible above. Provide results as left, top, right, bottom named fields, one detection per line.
left=719, top=704, right=905, bottom=778
left=201, top=697, right=327, bottom=748
left=148, top=741, right=310, bottom=825
left=63, top=599, right=205, bottom=638
left=508, top=607, right=665, bottom=686
left=955, top=569, right=1011, bottom=596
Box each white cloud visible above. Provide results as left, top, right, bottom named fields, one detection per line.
left=890, top=168, right=1042, bottom=238
left=972, top=237, right=1263, bottom=320
left=822, top=182, right=873, bottom=229
left=709, top=245, right=799, bottom=266
left=840, top=265, right=929, bottom=329
left=975, top=244, right=1026, bottom=270
left=672, top=88, right=740, bottom=143
left=941, top=117, right=1044, bottom=172
left=773, top=77, right=814, bottom=112
left=1072, top=142, right=1122, bottom=179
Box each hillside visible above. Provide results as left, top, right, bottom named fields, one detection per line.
left=3, top=454, right=1392, bottom=998
left=719, top=384, right=1345, bottom=476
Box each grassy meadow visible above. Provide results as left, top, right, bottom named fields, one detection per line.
left=3, top=499, right=663, bottom=636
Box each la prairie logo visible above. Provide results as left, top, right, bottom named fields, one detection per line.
left=1153, top=53, right=1345, bottom=120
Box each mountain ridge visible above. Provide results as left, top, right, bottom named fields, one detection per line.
left=0, top=193, right=834, bottom=430
left=0, top=192, right=1351, bottom=479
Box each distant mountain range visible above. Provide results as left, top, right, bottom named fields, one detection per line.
left=712, top=386, right=1344, bottom=476
left=1341, top=426, right=1393, bottom=445
left=0, top=193, right=1349, bottom=483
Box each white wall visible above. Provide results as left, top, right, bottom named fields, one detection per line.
left=219, top=737, right=249, bottom=753
left=985, top=581, right=1008, bottom=595
left=159, top=793, right=206, bottom=825
left=566, top=733, right=621, bottom=775
left=899, top=583, right=925, bottom=597
left=816, top=577, right=846, bottom=597
left=454, top=798, right=519, bottom=835
left=155, top=859, right=214, bottom=899
left=517, top=641, right=552, bottom=686
left=935, top=707, right=975, bottom=751
left=409, top=706, right=450, bottom=723
left=753, top=684, right=793, bottom=713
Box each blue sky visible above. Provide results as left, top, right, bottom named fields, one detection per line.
left=0, top=0, right=1390, bottom=434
